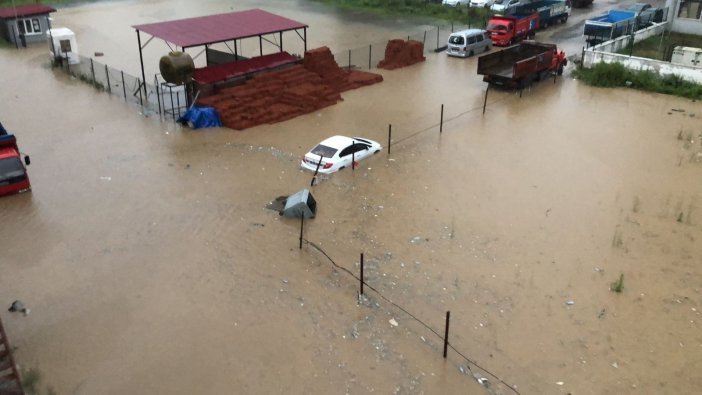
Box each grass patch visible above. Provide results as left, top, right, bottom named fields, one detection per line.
left=617, top=32, right=702, bottom=61
left=610, top=273, right=624, bottom=293
left=573, top=62, right=702, bottom=100
left=312, top=0, right=494, bottom=26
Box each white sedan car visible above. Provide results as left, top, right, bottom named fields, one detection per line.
left=301, top=135, right=382, bottom=174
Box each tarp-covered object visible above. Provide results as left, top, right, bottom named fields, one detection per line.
left=177, top=106, right=223, bottom=129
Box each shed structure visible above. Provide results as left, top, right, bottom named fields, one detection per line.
left=0, top=4, right=56, bottom=47
left=132, top=9, right=309, bottom=95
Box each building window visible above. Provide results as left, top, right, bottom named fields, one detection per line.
left=17, top=18, right=42, bottom=35
left=678, top=0, right=702, bottom=20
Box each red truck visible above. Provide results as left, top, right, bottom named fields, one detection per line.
left=0, top=123, right=31, bottom=197
left=487, top=13, right=539, bottom=46
left=477, top=41, right=568, bottom=89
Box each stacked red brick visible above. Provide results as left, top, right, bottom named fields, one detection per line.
left=377, top=39, right=426, bottom=70
left=198, top=47, right=383, bottom=130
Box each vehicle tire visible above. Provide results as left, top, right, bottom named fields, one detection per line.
left=485, top=44, right=491, bottom=52
left=469, top=50, right=474, bottom=57
left=529, top=31, right=536, bottom=39
left=563, top=15, right=568, bottom=23
left=557, top=63, right=564, bottom=76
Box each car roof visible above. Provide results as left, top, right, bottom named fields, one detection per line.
left=317, top=135, right=356, bottom=149
left=451, top=29, right=486, bottom=36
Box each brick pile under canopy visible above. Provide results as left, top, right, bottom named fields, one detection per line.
left=197, top=46, right=383, bottom=130
left=377, top=39, right=426, bottom=70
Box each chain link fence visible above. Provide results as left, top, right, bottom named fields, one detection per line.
left=55, top=53, right=191, bottom=120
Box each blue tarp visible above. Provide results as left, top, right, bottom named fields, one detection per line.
left=177, top=106, right=223, bottom=129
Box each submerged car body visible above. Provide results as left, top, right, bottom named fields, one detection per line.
left=301, top=135, right=382, bottom=174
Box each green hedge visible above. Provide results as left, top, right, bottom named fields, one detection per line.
left=573, top=62, right=702, bottom=100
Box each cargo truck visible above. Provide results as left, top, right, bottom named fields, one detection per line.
left=0, top=123, right=31, bottom=197
left=477, top=41, right=567, bottom=88
left=486, top=13, right=539, bottom=46
left=583, top=10, right=637, bottom=45
left=512, top=0, right=571, bottom=28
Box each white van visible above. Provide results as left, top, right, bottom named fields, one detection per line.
left=446, top=29, right=491, bottom=57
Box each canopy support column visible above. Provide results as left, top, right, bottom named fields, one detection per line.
left=137, top=30, right=147, bottom=101
left=304, top=28, right=307, bottom=53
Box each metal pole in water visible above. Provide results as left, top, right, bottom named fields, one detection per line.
left=105, top=65, right=111, bottom=94
left=482, top=85, right=489, bottom=115
left=387, top=124, right=392, bottom=154
left=299, top=216, right=304, bottom=249
left=368, top=45, right=372, bottom=70
left=360, top=253, right=364, bottom=296
left=311, top=155, right=323, bottom=187
left=121, top=70, right=127, bottom=101
left=443, top=311, right=451, bottom=358
left=440, top=104, right=444, bottom=133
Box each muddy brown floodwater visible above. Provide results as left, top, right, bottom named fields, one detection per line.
left=1, top=1, right=701, bottom=394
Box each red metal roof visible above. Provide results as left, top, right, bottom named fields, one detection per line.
left=132, top=9, right=308, bottom=48
left=0, top=4, right=56, bottom=19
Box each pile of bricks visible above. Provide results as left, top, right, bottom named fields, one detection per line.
left=377, top=39, right=426, bottom=70
left=197, top=46, right=383, bottom=130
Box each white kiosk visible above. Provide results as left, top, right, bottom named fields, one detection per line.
left=47, top=28, right=79, bottom=65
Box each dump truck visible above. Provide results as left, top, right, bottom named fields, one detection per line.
left=512, top=0, right=571, bottom=28
left=0, top=123, right=31, bottom=197
left=477, top=41, right=567, bottom=88
left=486, top=13, right=539, bottom=46
left=583, top=10, right=637, bottom=45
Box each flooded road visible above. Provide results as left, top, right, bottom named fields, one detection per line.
left=1, top=1, right=701, bottom=394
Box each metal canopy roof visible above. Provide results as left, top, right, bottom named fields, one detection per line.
left=132, top=9, right=308, bottom=48
left=0, top=5, right=56, bottom=19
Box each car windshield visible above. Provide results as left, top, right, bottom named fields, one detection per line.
left=487, top=23, right=506, bottom=30
left=0, top=157, right=25, bottom=183
left=310, top=144, right=338, bottom=158
left=449, top=36, right=465, bottom=45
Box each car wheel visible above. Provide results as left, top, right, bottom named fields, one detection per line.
left=469, top=50, right=474, bottom=57
left=557, top=63, right=564, bottom=76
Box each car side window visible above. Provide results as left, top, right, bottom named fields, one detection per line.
left=352, top=143, right=370, bottom=153
left=476, top=34, right=483, bottom=42
left=339, top=146, right=354, bottom=157
left=468, top=35, right=476, bottom=44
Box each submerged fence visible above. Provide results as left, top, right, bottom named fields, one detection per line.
left=55, top=53, right=189, bottom=120
left=331, top=21, right=486, bottom=70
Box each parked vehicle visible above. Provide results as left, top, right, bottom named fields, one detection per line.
left=470, top=0, right=496, bottom=8
left=490, top=0, right=523, bottom=13
left=571, top=0, right=593, bottom=7
left=477, top=41, right=568, bottom=88
left=447, top=29, right=492, bottom=57
left=442, top=0, right=470, bottom=6
left=583, top=9, right=637, bottom=45
left=486, top=13, right=539, bottom=46
left=627, top=3, right=665, bottom=26
left=0, top=124, right=31, bottom=197
left=512, top=0, right=571, bottom=28
left=301, top=136, right=382, bottom=174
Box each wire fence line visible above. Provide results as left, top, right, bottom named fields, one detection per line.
left=301, top=238, right=521, bottom=395
left=331, top=22, right=482, bottom=71
left=54, top=53, right=188, bottom=120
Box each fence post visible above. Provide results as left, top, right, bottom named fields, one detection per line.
left=137, top=78, right=143, bottom=107
left=299, top=216, right=304, bottom=249
left=121, top=70, right=127, bottom=101
left=440, top=104, right=444, bottom=133
left=368, top=44, right=372, bottom=70
left=360, top=253, right=364, bottom=296
left=105, top=65, right=111, bottom=94
left=436, top=26, right=440, bottom=50
left=482, top=85, right=489, bottom=115
left=90, top=58, right=95, bottom=86
left=387, top=124, right=392, bottom=155
left=155, top=75, right=162, bottom=118
left=443, top=311, right=451, bottom=358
